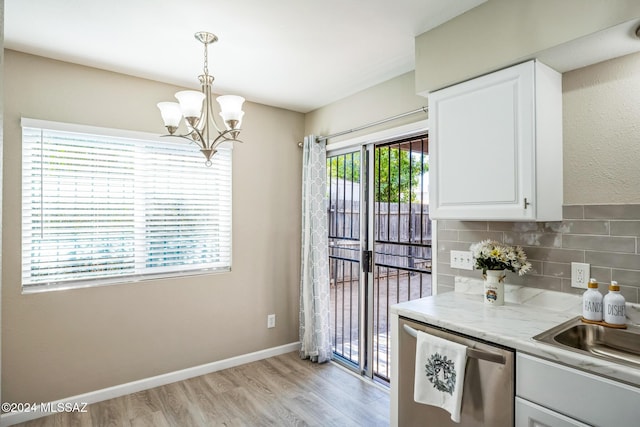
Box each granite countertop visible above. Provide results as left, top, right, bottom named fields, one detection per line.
left=391, top=277, right=640, bottom=388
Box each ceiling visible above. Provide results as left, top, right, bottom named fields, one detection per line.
left=4, top=0, right=486, bottom=113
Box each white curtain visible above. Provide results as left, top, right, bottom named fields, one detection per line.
left=299, top=134, right=332, bottom=363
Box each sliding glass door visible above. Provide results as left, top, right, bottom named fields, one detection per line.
left=327, top=133, right=431, bottom=383
left=327, top=149, right=363, bottom=367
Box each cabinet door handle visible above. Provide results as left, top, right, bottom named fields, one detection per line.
left=524, top=198, right=530, bottom=209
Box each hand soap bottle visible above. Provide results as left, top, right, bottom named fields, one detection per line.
left=603, top=281, right=626, bottom=326
left=582, top=278, right=603, bottom=321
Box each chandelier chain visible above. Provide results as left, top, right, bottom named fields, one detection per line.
left=203, top=41, right=209, bottom=76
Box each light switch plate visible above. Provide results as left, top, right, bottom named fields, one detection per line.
left=571, top=262, right=590, bottom=289
left=450, top=250, right=474, bottom=270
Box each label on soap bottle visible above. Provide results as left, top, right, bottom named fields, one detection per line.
left=582, top=279, right=603, bottom=321
left=605, top=302, right=625, bottom=323
left=583, top=297, right=603, bottom=321
left=603, top=281, right=626, bottom=325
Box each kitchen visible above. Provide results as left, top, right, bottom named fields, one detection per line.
left=381, top=4, right=640, bottom=426
left=308, top=1, right=640, bottom=425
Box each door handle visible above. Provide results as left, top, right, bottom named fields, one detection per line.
left=403, top=324, right=506, bottom=365
left=362, top=250, right=372, bottom=273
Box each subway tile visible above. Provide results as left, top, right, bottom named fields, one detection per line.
left=458, top=230, right=503, bottom=243
left=618, top=285, right=639, bottom=304
left=610, top=221, right=640, bottom=237
left=521, top=274, right=563, bottom=292
left=434, top=204, right=640, bottom=301
left=543, top=262, right=570, bottom=278
left=437, top=230, right=459, bottom=241
left=562, top=234, right=635, bottom=253
left=545, top=222, right=571, bottom=233
left=527, top=260, right=543, bottom=276
left=437, top=285, right=455, bottom=294
left=563, top=205, right=584, bottom=219
left=584, top=204, right=640, bottom=220
left=590, top=267, right=612, bottom=284
left=454, top=269, right=480, bottom=280
left=562, top=220, right=610, bottom=235
left=611, top=269, right=640, bottom=287
left=437, top=274, right=454, bottom=286
left=441, top=220, right=488, bottom=231
left=504, top=232, right=562, bottom=248
left=560, top=279, right=587, bottom=296
left=585, top=251, right=640, bottom=270
left=522, top=247, right=585, bottom=263
left=502, top=271, right=526, bottom=286
left=489, top=222, right=542, bottom=232
left=437, top=241, right=475, bottom=254
left=437, top=262, right=456, bottom=276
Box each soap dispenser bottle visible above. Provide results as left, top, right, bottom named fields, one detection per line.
left=582, top=278, right=603, bottom=321
left=603, top=281, right=626, bottom=325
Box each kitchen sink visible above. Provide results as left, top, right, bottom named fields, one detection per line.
left=533, top=316, right=640, bottom=369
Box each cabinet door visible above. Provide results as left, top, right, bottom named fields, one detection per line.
left=429, top=61, right=535, bottom=220
left=517, top=353, right=640, bottom=426
left=516, top=398, right=590, bottom=427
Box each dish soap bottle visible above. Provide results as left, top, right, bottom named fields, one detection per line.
left=603, top=281, right=626, bottom=326
left=582, top=278, right=603, bottom=322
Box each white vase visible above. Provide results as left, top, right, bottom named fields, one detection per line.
left=483, top=269, right=506, bottom=306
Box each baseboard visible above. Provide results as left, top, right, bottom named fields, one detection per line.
left=1, top=341, right=300, bottom=427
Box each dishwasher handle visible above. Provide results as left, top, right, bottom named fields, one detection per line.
left=403, top=324, right=506, bottom=365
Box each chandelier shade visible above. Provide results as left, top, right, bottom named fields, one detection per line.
left=157, top=102, right=182, bottom=130
left=157, top=32, right=245, bottom=166
left=174, top=90, right=205, bottom=119
left=217, top=95, right=245, bottom=128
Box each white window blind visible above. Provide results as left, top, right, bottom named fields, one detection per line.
left=21, top=118, right=232, bottom=291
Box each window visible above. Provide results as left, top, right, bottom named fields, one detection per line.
left=21, top=118, right=232, bottom=292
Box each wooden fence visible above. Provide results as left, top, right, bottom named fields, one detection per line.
left=328, top=201, right=431, bottom=282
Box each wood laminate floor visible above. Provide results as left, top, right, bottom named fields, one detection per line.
left=13, top=351, right=390, bottom=427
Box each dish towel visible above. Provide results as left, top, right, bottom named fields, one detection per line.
left=414, top=330, right=468, bottom=423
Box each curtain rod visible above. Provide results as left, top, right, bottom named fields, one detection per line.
left=298, top=106, right=428, bottom=147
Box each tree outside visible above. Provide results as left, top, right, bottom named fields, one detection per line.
left=327, top=147, right=428, bottom=203
left=374, top=147, right=428, bottom=203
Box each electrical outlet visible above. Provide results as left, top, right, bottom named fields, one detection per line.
left=571, top=262, right=590, bottom=289
left=450, top=250, right=474, bottom=270
left=267, top=314, right=276, bottom=329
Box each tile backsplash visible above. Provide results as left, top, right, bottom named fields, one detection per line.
left=436, top=204, right=640, bottom=303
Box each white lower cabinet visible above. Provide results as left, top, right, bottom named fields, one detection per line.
left=516, top=353, right=640, bottom=427
left=516, top=398, right=589, bottom=427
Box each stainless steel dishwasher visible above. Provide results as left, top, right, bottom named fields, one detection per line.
left=397, top=317, right=515, bottom=426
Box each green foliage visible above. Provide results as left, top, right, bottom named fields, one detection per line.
left=327, top=148, right=429, bottom=203
left=374, top=147, right=427, bottom=203
left=328, top=152, right=360, bottom=183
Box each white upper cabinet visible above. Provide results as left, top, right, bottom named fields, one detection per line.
left=428, top=60, right=562, bottom=221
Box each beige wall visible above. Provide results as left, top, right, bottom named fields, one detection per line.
left=563, top=51, right=640, bottom=204
left=415, top=0, right=640, bottom=94
left=304, top=71, right=427, bottom=145
left=2, top=50, right=304, bottom=402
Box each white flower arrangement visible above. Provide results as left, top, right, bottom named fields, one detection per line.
left=469, top=239, right=532, bottom=276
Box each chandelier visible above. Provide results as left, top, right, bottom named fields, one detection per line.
left=157, top=32, right=245, bottom=166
